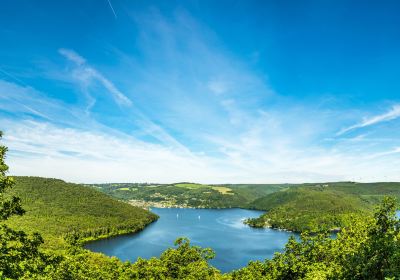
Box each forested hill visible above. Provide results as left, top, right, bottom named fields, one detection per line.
left=88, top=182, right=292, bottom=208
left=246, top=186, right=373, bottom=232
left=6, top=176, right=158, bottom=249
left=91, top=181, right=400, bottom=209
left=90, top=181, right=400, bottom=232
left=244, top=182, right=400, bottom=232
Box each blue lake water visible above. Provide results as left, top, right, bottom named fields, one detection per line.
left=85, top=208, right=296, bottom=272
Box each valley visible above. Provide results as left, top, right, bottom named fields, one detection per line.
left=2, top=173, right=400, bottom=279
left=89, top=181, right=400, bottom=232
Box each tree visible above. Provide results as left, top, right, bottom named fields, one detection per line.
left=0, top=131, right=54, bottom=279
left=128, top=237, right=221, bottom=279
left=232, top=197, right=400, bottom=280
left=358, top=196, right=400, bottom=279
left=0, top=131, right=24, bottom=220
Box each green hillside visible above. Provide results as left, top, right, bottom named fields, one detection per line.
left=246, top=186, right=374, bottom=232
left=89, top=182, right=292, bottom=208
left=320, top=181, right=400, bottom=203
left=6, top=176, right=158, bottom=249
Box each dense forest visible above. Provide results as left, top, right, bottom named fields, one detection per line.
left=245, top=186, right=372, bottom=232
left=5, top=176, right=158, bottom=250
left=245, top=182, right=400, bottom=232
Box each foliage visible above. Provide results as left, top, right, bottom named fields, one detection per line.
left=4, top=194, right=400, bottom=279
left=6, top=176, right=158, bottom=249
left=19, top=237, right=224, bottom=280
left=34, top=196, right=399, bottom=280
left=231, top=197, right=400, bottom=279
left=0, top=132, right=56, bottom=279
left=246, top=186, right=373, bottom=232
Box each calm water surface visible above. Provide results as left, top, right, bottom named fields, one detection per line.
left=85, top=208, right=296, bottom=272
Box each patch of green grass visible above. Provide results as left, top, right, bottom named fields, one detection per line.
left=211, top=186, right=233, bottom=195
left=174, top=183, right=210, bottom=189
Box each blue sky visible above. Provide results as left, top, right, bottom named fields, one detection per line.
left=1, top=0, right=400, bottom=183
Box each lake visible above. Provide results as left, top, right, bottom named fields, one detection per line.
left=85, top=208, right=296, bottom=272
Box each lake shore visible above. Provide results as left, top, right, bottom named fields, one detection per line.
left=127, top=199, right=232, bottom=209
left=84, top=207, right=290, bottom=272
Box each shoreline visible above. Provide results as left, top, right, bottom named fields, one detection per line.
left=82, top=206, right=268, bottom=247
left=81, top=217, right=159, bottom=246
left=127, top=199, right=342, bottom=234
left=127, top=199, right=265, bottom=211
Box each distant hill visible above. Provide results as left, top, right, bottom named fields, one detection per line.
left=90, top=181, right=400, bottom=232
left=87, top=182, right=291, bottom=208
left=6, top=176, right=158, bottom=249
left=246, top=185, right=375, bottom=232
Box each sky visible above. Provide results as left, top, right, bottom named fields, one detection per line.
left=1, top=0, right=400, bottom=183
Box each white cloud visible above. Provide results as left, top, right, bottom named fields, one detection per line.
left=3, top=76, right=399, bottom=183
left=58, top=49, right=86, bottom=65
left=366, top=147, right=400, bottom=159
left=2, top=117, right=400, bottom=183
left=2, top=120, right=226, bottom=183
left=0, top=79, right=90, bottom=126
left=0, top=78, right=192, bottom=157
left=337, top=104, right=400, bottom=135
left=59, top=48, right=132, bottom=107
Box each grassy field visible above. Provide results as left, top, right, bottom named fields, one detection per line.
left=174, top=183, right=210, bottom=189
left=211, top=186, right=234, bottom=194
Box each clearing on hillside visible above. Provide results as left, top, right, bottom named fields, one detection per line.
left=212, top=186, right=234, bottom=195
left=174, top=183, right=209, bottom=189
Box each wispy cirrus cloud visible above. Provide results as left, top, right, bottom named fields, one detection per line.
left=4, top=117, right=400, bottom=184
left=59, top=48, right=132, bottom=107
left=2, top=76, right=400, bottom=183
left=0, top=76, right=191, bottom=156
left=337, top=104, right=400, bottom=135
left=2, top=120, right=236, bottom=183
left=0, top=80, right=61, bottom=122
left=366, top=147, right=400, bottom=159
left=2, top=7, right=400, bottom=183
